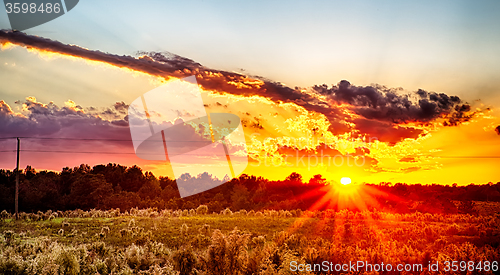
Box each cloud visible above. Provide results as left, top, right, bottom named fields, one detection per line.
left=0, top=97, right=241, bottom=160
left=496, top=125, right=500, bottom=135
left=114, top=101, right=129, bottom=113
left=0, top=30, right=477, bottom=143
left=0, top=30, right=330, bottom=112
left=352, top=118, right=424, bottom=144
left=312, top=80, right=474, bottom=125
left=0, top=97, right=130, bottom=142
left=86, top=101, right=129, bottom=121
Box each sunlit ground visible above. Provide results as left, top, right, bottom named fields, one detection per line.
left=283, top=177, right=397, bottom=244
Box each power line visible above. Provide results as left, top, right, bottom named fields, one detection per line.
left=436, top=156, right=500, bottom=159
left=7, top=149, right=226, bottom=156
left=0, top=137, right=213, bottom=142
left=19, top=150, right=136, bottom=155
left=0, top=149, right=498, bottom=158
left=0, top=137, right=499, bottom=158
left=0, top=137, right=133, bottom=141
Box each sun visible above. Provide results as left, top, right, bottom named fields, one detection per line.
left=340, top=177, right=351, bottom=185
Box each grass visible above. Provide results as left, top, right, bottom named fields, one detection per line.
left=1, top=206, right=499, bottom=274
left=2, top=211, right=499, bottom=248
left=1, top=214, right=296, bottom=248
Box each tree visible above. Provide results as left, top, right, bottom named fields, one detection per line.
left=285, top=172, right=303, bottom=184
left=159, top=176, right=176, bottom=190
left=92, top=163, right=127, bottom=188
left=309, top=174, right=327, bottom=185
left=20, top=171, right=59, bottom=211
left=68, top=174, right=113, bottom=209
left=231, top=184, right=250, bottom=210
left=120, top=165, right=145, bottom=192
left=161, top=185, right=179, bottom=201
left=138, top=173, right=161, bottom=200
left=24, top=165, right=36, bottom=180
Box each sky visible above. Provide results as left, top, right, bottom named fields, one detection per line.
left=0, top=0, right=499, bottom=185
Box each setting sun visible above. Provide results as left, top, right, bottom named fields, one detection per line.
left=340, top=177, right=352, bottom=185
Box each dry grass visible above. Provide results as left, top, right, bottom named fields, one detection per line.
left=1, top=205, right=499, bottom=274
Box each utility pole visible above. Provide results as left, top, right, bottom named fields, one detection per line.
left=15, top=137, right=20, bottom=219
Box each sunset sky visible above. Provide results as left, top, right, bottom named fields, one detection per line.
left=1, top=0, right=499, bottom=185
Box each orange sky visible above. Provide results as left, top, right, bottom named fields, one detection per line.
left=0, top=32, right=499, bottom=185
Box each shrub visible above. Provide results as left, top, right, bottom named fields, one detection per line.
left=90, top=241, right=110, bottom=258
left=125, top=244, right=154, bottom=271
left=138, top=263, right=178, bottom=275
left=251, top=236, right=266, bottom=248
left=57, top=249, right=80, bottom=275
left=147, top=241, right=170, bottom=258
left=32, top=214, right=41, bottom=221
left=0, top=255, right=30, bottom=275
left=1, top=210, right=10, bottom=219
left=199, top=224, right=211, bottom=236
left=196, top=205, right=209, bottom=215
left=4, top=230, right=14, bottom=241
left=101, top=226, right=110, bottom=234
left=202, top=229, right=250, bottom=275
left=223, top=208, right=233, bottom=216
left=173, top=248, right=196, bottom=275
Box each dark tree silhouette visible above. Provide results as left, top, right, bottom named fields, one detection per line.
left=0, top=163, right=498, bottom=213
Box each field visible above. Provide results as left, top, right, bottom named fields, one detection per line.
left=1, top=205, right=500, bottom=275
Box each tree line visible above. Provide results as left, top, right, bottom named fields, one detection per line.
left=0, top=163, right=499, bottom=214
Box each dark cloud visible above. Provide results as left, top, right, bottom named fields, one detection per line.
left=0, top=98, right=130, bottom=142
left=114, top=101, right=128, bottom=113
left=313, top=80, right=473, bottom=125
left=352, top=118, right=423, bottom=144
left=0, top=30, right=477, bottom=143
left=0, top=99, right=137, bottom=170
left=399, top=157, right=418, bottom=163
left=85, top=101, right=129, bottom=120
left=0, top=30, right=330, bottom=115
left=496, top=125, right=500, bottom=135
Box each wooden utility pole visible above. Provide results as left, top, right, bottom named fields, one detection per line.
left=15, top=137, right=20, bottom=219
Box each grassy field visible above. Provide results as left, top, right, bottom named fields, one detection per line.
left=1, top=206, right=500, bottom=274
